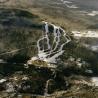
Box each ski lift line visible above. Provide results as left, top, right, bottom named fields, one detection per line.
left=0, top=44, right=36, bottom=56
left=29, top=21, right=71, bottom=63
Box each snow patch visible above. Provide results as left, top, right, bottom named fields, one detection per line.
left=60, top=0, right=78, bottom=9
left=0, top=79, right=6, bottom=83
left=72, top=31, right=98, bottom=38
left=28, top=21, right=71, bottom=64
left=87, top=11, right=98, bottom=16
left=91, top=77, right=98, bottom=86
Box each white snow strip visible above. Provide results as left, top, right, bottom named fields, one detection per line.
left=66, top=4, right=78, bottom=9
left=72, top=31, right=98, bottom=38
left=28, top=21, right=71, bottom=64
left=63, top=1, right=72, bottom=4
left=60, top=0, right=78, bottom=9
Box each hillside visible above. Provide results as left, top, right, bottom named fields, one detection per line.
left=1, top=0, right=98, bottom=30
left=0, top=0, right=98, bottom=98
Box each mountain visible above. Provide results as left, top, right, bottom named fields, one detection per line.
left=1, top=0, right=98, bottom=30
left=0, top=0, right=98, bottom=98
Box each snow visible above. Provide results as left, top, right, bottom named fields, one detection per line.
left=47, top=51, right=64, bottom=63
left=36, top=22, right=71, bottom=63
left=69, top=56, right=75, bottom=61
left=22, top=76, right=28, bottom=80
left=0, top=79, right=6, bottom=83
left=24, top=64, right=29, bottom=69
left=6, top=82, right=14, bottom=93
left=60, top=0, right=78, bottom=9
left=13, top=77, right=18, bottom=81
left=66, top=4, right=78, bottom=9
left=72, top=30, right=98, bottom=51
left=85, top=70, right=93, bottom=74
left=79, top=10, right=98, bottom=16
left=87, top=11, right=98, bottom=16
left=91, top=77, right=98, bottom=86
left=91, top=46, right=98, bottom=51
left=28, top=21, right=71, bottom=64
left=72, top=31, right=98, bottom=38
left=60, top=0, right=72, bottom=4
left=31, top=57, right=38, bottom=61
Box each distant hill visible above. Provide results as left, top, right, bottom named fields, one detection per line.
left=0, top=0, right=98, bottom=30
